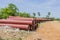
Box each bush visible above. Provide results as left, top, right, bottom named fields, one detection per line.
left=0, top=36, right=3, bottom=40
left=18, top=38, right=22, bottom=40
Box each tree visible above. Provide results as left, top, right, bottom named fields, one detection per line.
left=0, top=8, right=9, bottom=19
left=18, top=12, right=31, bottom=17
left=38, top=12, right=40, bottom=17
left=0, top=3, right=33, bottom=19
left=33, top=12, right=36, bottom=18
left=46, top=12, right=51, bottom=18
left=8, top=3, right=19, bottom=16
left=0, top=3, right=19, bottom=19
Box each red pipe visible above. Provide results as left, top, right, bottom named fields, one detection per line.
left=8, top=16, right=51, bottom=21
left=0, top=23, right=30, bottom=30
left=36, top=18, right=51, bottom=21
left=0, top=19, right=33, bottom=25
left=7, top=16, right=37, bottom=24
left=7, top=16, right=34, bottom=21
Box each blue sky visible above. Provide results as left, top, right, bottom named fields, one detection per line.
left=0, top=0, right=60, bottom=18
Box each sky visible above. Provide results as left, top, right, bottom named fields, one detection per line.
left=0, top=0, right=60, bottom=18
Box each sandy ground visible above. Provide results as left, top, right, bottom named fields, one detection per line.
left=36, top=21, right=60, bottom=40
left=24, top=21, right=60, bottom=40
left=0, top=21, right=60, bottom=40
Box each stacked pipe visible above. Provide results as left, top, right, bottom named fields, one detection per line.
left=0, top=16, right=52, bottom=31
left=8, top=16, right=38, bottom=30
left=0, top=23, right=29, bottom=30
left=36, top=18, right=52, bottom=23
left=0, top=16, right=38, bottom=30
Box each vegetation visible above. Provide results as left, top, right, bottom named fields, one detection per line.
left=18, top=12, right=31, bottom=18
left=33, top=12, right=36, bottom=18
left=0, top=3, right=32, bottom=19
left=0, top=3, right=18, bottom=19
left=0, top=36, right=3, bottom=40
left=18, top=38, right=22, bottom=40
left=38, top=12, right=40, bottom=17
left=46, top=12, right=51, bottom=18
left=0, top=3, right=60, bottom=21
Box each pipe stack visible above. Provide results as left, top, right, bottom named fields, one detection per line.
left=0, top=16, right=52, bottom=31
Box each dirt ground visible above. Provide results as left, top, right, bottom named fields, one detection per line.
left=0, top=21, right=60, bottom=40
left=24, top=21, right=60, bottom=40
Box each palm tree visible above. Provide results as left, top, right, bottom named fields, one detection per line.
left=38, top=12, right=40, bottom=17
left=33, top=12, right=36, bottom=18
left=46, top=12, right=51, bottom=18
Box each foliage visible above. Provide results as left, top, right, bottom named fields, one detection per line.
left=18, top=38, right=22, bottom=40
left=0, top=3, right=33, bottom=19
left=18, top=12, right=31, bottom=17
left=33, top=12, right=36, bottom=17
left=0, top=3, right=19, bottom=19
left=38, top=12, right=40, bottom=16
left=0, top=36, right=3, bottom=40
left=48, top=17, right=60, bottom=21
left=54, top=18, right=60, bottom=21
left=46, top=12, right=51, bottom=18
left=8, top=3, right=19, bottom=16
left=0, top=8, right=9, bottom=19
